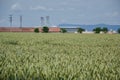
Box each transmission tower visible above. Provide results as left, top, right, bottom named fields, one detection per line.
left=9, top=15, right=12, bottom=27
left=20, top=15, right=22, bottom=28
left=40, top=17, right=44, bottom=27
left=46, top=16, right=50, bottom=27
left=9, top=15, right=13, bottom=32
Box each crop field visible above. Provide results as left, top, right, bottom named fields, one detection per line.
left=0, top=33, right=120, bottom=80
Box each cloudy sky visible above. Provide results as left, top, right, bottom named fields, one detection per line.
left=0, top=0, right=120, bottom=27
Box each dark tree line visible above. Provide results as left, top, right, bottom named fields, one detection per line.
left=34, top=26, right=120, bottom=34
left=34, top=26, right=49, bottom=33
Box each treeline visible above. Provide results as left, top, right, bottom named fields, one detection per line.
left=34, top=26, right=120, bottom=34
left=61, top=27, right=120, bottom=34
left=34, top=26, right=49, bottom=33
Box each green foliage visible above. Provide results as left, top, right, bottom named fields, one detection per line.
left=0, top=33, right=120, bottom=80
left=42, top=26, right=49, bottom=33
left=34, top=28, right=39, bottom=33
left=77, top=27, right=85, bottom=33
left=61, top=28, right=67, bottom=33
left=102, top=27, right=108, bottom=33
left=93, top=27, right=109, bottom=33
left=93, top=27, right=102, bottom=33
left=117, top=28, right=120, bottom=33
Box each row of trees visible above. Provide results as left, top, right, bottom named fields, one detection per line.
left=93, top=27, right=108, bottom=33
left=34, top=26, right=49, bottom=33
left=93, top=27, right=120, bottom=33
left=118, top=28, right=120, bottom=33
left=61, top=27, right=108, bottom=33
left=60, top=28, right=85, bottom=33
left=61, top=27, right=120, bottom=34
left=34, top=26, right=120, bottom=34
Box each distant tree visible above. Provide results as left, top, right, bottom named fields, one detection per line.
left=42, top=26, right=49, bottom=33
left=102, top=27, right=108, bottom=33
left=77, top=28, right=85, bottom=33
left=34, top=28, right=39, bottom=33
left=61, top=28, right=67, bottom=33
left=93, top=27, right=101, bottom=33
left=117, top=28, right=120, bottom=34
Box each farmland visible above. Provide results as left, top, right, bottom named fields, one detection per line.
left=0, top=33, right=120, bottom=80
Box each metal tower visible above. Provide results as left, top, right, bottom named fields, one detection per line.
left=20, top=15, right=22, bottom=28
left=9, top=15, right=12, bottom=27
left=46, top=16, right=50, bottom=27
left=40, top=17, right=44, bottom=27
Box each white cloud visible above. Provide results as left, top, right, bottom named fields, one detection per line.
left=30, top=6, right=54, bottom=11
left=48, top=8, right=54, bottom=11
left=61, top=2, right=68, bottom=5
left=31, top=6, right=46, bottom=10
left=30, top=5, right=75, bottom=12
left=78, top=14, right=85, bottom=17
left=68, top=7, right=75, bottom=10
left=0, top=19, right=6, bottom=23
left=112, top=12, right=119, bottom=16
left=61, top=19, right=67, bottom=23
left=11, top=3, right=22, bottom=11
left=104, top=12, right=119, bottom=17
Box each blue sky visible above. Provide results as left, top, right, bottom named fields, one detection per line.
left=0, top=0, right=120, bottom=27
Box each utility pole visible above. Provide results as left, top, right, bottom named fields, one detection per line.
left=20, top=15, right=22, bottom=28
left=40, top=17, right=44, bottom=27
left=9, top=15, right=12, bottom=27
left=20, top=15, right=22, bottom=32
left=46, top=16, right=50, bottom=27
left=9, top=15, right=12, bottom=32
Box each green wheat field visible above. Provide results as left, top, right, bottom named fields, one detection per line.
left=0, top=33, right=120, bottom=80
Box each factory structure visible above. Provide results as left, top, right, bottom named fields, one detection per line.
left=0, top=16, right=61, bottom=32
left=0, top=15, right=120, bottom=33
left=0, top=27, right=60, bottom=32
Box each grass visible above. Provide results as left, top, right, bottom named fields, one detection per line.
left=0, top=33, right=120, bottom=80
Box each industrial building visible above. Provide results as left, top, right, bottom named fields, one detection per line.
left=0, top=27, right=60, bottom=32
